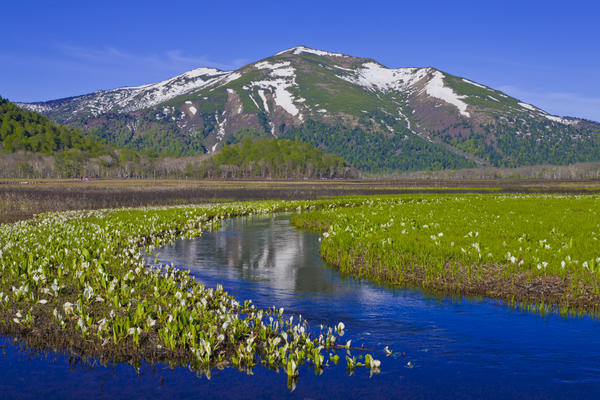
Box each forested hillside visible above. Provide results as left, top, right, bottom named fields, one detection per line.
left=198, top=138, right=357, bottom=179
left=282, top=120, right=475, bottom=172
left=0, top=96, right=105, bottom=155
left=0, top=98, right=356, bottom=179
left=18, top=46, right=600, bottom=173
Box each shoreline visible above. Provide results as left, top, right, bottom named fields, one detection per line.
left=291, top=194, right=600, bottom=318
left=0, top=199, right=383, bottom=385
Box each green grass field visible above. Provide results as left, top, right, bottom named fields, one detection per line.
left=292, top=194, right=600, bottom=315
left=0, top=198, right=383, bottom=386
left=1, top=192, right=599, bottom=385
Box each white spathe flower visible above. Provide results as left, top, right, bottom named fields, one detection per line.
left=290, top=360, right=297, bottom=372
left=128, top=327, right=141, bottom=335
left=63, top=302, right=74, bottom=314
left=337, top=322, right=345, bottom=336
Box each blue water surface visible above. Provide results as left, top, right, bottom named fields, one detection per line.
left=1, top=214, right=600, bottom=399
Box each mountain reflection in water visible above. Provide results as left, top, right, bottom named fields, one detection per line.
left=3, top=214, right=600, bottom=399
left=159, top=214, right=356, bottom=295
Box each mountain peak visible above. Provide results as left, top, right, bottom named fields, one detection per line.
left=15, top=47, right=599, bottom=172
left=274, top=46, right=349, bottom=58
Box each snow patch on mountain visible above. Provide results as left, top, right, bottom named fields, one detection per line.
left=333, top=65, right=353, bottom=72
left=183, top=100, right=198, bottom=115
left=544, top=115, right=577, bottom=125
left=248, top=60, right=301, bottom=118
left=255, top=61, right=295, bottom=77
left=276, top=46, right=346, bottom=58
left=103, top=67, right=227, bottom=112
left=257, top=90, right=269, bottom=113
left=518, top=102, right=575, bottom=125
left=462, top=78, right=487, bottom=89
left=422, top=71, right=470, bottom=117
left=248, top=94, right=260, bottom=110
left=217, top=72, right=241, bottom=86
left=519, top=102, right=537, bottom=111
left=337, top=62, right=428, bottom=92
left=272, top=83, right=301, bottom=118
left=212, top=114, right=227, bottom=152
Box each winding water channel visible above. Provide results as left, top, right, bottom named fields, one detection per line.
left=2, top=214, right=600, bottom=399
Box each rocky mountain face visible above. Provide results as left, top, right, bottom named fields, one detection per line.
left=17, top=46, right=600, bottom=172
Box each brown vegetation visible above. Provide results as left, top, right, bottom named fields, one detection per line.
left=390, top=161, right=600, bottom=180
left=2, top=178, right=600, bottom=225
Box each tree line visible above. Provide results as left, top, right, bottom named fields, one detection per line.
left=194, top=138, right=357, bottom=179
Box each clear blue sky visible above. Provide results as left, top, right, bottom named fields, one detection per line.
left=2, top=0, right=599, bottom=121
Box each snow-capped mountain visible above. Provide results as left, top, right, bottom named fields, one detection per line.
left=21, top=67, right=233, bottom=117
left=16, top=46, right=600, bottom=171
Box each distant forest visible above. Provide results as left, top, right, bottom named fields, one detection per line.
left=195, top=138, right=357, bottom=179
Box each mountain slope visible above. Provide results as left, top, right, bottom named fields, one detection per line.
left=17, top=46, right=600, bottom=171
left=0, top=96, right=105, bottom=155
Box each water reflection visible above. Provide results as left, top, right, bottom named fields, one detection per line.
left=3, top=214, right=600, bottom=399
left=153, top=214, right=600, bottom=399
left=158, top=214, right=355, bottom=295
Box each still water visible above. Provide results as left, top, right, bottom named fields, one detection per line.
left=2, top=214, right=600, bottom=399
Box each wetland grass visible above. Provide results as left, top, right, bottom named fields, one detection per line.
left=2, top=191, right=599, bottom=388
left=0, top=198, right=392, bottom=386
left=291, top=194, right=600, bottom=317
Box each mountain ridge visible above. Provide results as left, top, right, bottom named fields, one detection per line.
left=16, top=46, right=600, bottom=171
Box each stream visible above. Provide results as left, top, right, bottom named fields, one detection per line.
left=2, top=214, right=600, bottom=399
